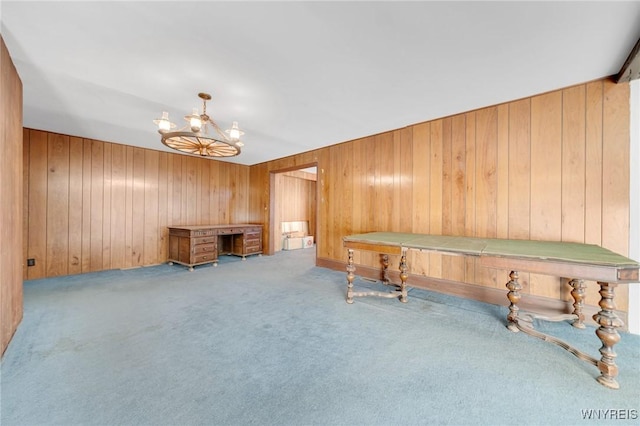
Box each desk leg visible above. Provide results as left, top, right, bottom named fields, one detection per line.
left=506, top=271, right=521, bottom=332
left=569, top=279, right=586, bottom=329
left=399, top=249, right=408, bottom=303
left=593, top=282, right=623, bottom=389
left=346, top=249, right=356, bottom=304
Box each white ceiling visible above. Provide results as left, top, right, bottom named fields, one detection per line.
left=2, top=1, right=640, bottom=166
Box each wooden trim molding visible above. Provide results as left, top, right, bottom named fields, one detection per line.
left=617, top=37, right=640, bottom=82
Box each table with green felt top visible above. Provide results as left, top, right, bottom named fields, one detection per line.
left=343, top=232, right=639, bottom=389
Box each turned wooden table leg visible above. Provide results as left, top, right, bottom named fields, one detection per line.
left=569, top=279, right=586, bottom=329
left=506, top=271, right=521, bottom=332
left=399, top=249, right=408, bottom=303
left=346, top=249, right=356, bottom=304
left=592, top=282, right=624, bottom=389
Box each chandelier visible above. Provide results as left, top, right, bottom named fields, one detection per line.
left=154, top=92, right=244, bottom=157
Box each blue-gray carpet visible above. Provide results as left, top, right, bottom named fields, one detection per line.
left=1, top=248, right=638, bottom=425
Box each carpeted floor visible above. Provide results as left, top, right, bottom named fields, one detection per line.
left=1, top=248, right=638, bottom=425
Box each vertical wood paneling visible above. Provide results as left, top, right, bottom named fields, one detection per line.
left=450, top=115, right=466, bottom=282
left=81, top=139, right=92, bottom=273
left=110, top=144, right=126, bottom=269
left=561, top=85, right=587, bottom=301
left=411, top=123, right=430, bottom=275
left=46, top=133, right=69, bottom=277
left=397, top=127, right=413, bottom=233
left=496, top=104, right=509, bottom=240
left=429, top=120, right=443, bottom=278
left=1, top=35, right=23, bottom=355
left=602, top=80, right=630, bottom=255
left=89, top=140, right=104, bottom=272
left=27, top=131, right=47, bottom=279
left=131, top=148, right=145, bottom=267
left=22, top=129, right=30, bottom=280
left=218, top=161, right=229, bottom=223
left=475, top=107, right=498, bottom=238
left=229, top=164, right=239, bottom=223
left=451, top=116, right=466, bottom=236
left=195, top=159, right=203, bottom=224
left=338, top=143, right=353, bottom=262
left=143, top=150, right=159, bottom=265
left=102, top=143, right=112, bottom=270
left=186, top=157, right=198, bottom=224
left=475, top=107, right=498, bottom=287
left=411, top=123, right=430, bottom=233
left=392, top=131, right=402, bottom=232
left=602, top=80, right=630, bottom=311
left=360, top=137, right=377, bottom=266
left=441, top=118, right=453, bottom=237
left=585, top=81, right=604, bottom=246
left=239, top=165, right=250, bottom=222
left=157, top=153, right=169, bottom=262
left=508, top=99, right=531, bottom=291
left=124, top=146, right=135, bottom=269
left=377, top=134, right=394, bottom=234
left=209, top=160, right=220, bottom=225
left=561, top=85, right=586, bottom=244
left=441, top=118, right=453, bottom=277
left=326, top=146, right=338, bottom=260
left=200, top=160, right=210, bottom=223
left=318, top=148, right=330, bottom=259
left=584, top=81, right=605, bottom=304
left=352, top=138, right=366, bottom=265
left=171, top=155, right=183, bottom=225
left=530, top=92, right=563, bottom=300
left=464, top=112, right=477, bottom=283
left=508, top=99, right=531, bottom=239
left=68, top=137, right=83, bottom=274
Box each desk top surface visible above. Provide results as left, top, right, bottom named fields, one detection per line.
left=344, top=232, right=639, bottom=269
left=169, top=224, right=262, bottom=231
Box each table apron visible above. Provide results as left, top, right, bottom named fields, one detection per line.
left=480, top=255, right=637, bottom=283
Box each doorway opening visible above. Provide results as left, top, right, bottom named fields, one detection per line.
left=269, top=163, right=318, bottom=264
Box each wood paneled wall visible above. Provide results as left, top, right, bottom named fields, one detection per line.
left=1, top=36, right=24, bottom=356
left=274, top=171, right=317, bottom=247
left=23, top=131, right=250, bottom=280
left=249, top=79, right=631, bottom=312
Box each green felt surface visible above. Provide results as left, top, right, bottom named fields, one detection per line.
left=344, top=232, right=639, bottom=267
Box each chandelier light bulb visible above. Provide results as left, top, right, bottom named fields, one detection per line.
left=226, top=121, right=244, bottom=141
left=155, top=111, right=172, bottom=132
left=189, top=108, right=202, bottom=132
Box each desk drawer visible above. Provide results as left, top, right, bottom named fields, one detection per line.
left=193, top=229, right=216, bottom=237
left=245, top=231, right=261, bottom=240
left=193, top=244, right=215, bottom=254
left=245, top=237, right=261, bottom=247
left=217, top=228, right=242, bottom=235
left=194, top=236, right=216, bottom=245
left=245, top=245, right=262, bottom=254
left=194, top=253, right=216, bottom=264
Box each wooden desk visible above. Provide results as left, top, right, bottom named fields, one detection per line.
left=168, top=224, right=262, bottom=271
left=343, top=232, right=639, bottom=389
